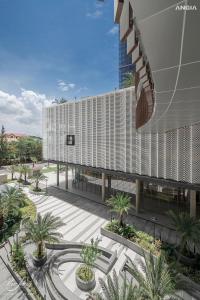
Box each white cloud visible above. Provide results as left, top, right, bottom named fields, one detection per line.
left=108, top=26, right=118, bottom=35
left=86, top=10, right=103, bottom=19
left=57, top=80, right=75, bottom=92
left=0, top=88, right=52, bottom=136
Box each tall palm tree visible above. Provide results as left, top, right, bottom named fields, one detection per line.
left=21, top=165, right=31, bottom=183
left=90, top=270, right=142, bottom=300
left=32, top=170, right=47, bottom=191
left=0, top=195, right=7, bottom=230
left=106, top=193, right=132, bottom=226
left=23, top=212, right=64, bottom=258
left=168, top=210, right=200, bottom=259
left=7, top=164, right=17, bottom=180
left=126, top=252, right=183, bottom=300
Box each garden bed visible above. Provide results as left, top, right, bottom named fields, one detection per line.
left=101, top=221, right=200, bottom=288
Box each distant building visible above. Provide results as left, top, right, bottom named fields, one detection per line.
left=5, top=133, right=27, bottom=143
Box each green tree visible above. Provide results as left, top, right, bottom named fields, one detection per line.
left=0, top=125, right=8, bottom=166
left=90, top=269, right=143, bottom=300
left=127, top=252, right=184, bottom=300
left=23, top=212, right=64, bottom=258
left=32, top=170, right=47, bottom=191
left=106, top=193, right=132, bottom=227
left=168, top=210, right=200, bottom=260
left=7, top=164, right=17, bottom=180
left=21, top=165, right=31, bottom=183
left=79, top=238, right=101, bottom=281
left=122, top=72, right=135, bottom=88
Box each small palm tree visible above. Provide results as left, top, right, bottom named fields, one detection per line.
left=126, top=252, right=183, bottom=300
left=122, top=72, right=135, bottom=88
left=17, top=165, right=23, bottom=182
left=7, top=164, right=17, bottom=180
left=32, top=170, right=47, bottom=191
left=106, top=193, right=132, bottom=227
left=21, top=165, right=31, bottom=183
left=90, top=270, right=142, bottom=300
left=168, top=210, right=200, bottom=260
left=30, top=156, right=37, bottom=167
left=1, top=186, right=24, bottom=219
left=23, top=212, right=64, bottom=258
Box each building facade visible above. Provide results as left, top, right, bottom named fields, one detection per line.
left=43, top=0, right=200, bottom=219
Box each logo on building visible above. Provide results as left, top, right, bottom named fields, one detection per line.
left=175, top=5, right=197, bottom=10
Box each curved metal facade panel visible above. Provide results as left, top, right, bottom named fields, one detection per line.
left=43, top=88, right=200, bottom=184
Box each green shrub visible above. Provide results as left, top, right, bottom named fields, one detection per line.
left=12, top=243, right=26, bottom=270
left=106, top=220, right=137, bottom=239
left=76, top=265, right=93, bottom=281
left=20, top=198, right=36, bottom=220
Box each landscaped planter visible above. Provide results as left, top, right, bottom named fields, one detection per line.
left=174, top=249, right=198, bottom=266
left=32, top=253, right=47, bottom=267
left=101, top=227, right=200, bottom=296
left=101, top=227, right=151, bottom=257
left=76, top=266, right=96, bottom=291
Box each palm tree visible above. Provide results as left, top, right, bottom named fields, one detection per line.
left=1, top=186, right=24, bottom=220
left=168, top=210, right=200, bottom=260
left=32, top=170, right=47, bottom=191
left=7, top=164, right=17, bottom=180
left=106, top=193, right=132, bottom=227
left=122, top=72, right=135, bottom=88
left=90, top=270, right=142, bottom=300
left=17, top=165, right=23, bottom=182
left=23, top=212, right=64, bottom=258
left=126, top=252, right=183, bottom=300
left=21, top=165, right=31, bottom=183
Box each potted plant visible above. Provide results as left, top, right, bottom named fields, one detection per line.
left=23, top=212, right=64, bottom=267
left=76, top=238, right=101, bottom=291
left=168, top=210, right=200, bottom=265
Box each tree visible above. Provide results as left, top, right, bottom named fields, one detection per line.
left=122, top=72, right=135, bottom=88
left=0, top=125, right=8, bottom=166
left=7, top=164, right=17, bottom=180
left=2, top=186, right=26, bottom=208
left=79, top=238, right=101, bottom=281
left=106, top=193, right=132, bottom=227
left=126, top=252, right=184, bottom=300
left=90, top=269, right=143, bottom=300
left=168, top=210, right=200, bottom=260
left=23, top=212, right=64, bottom=258
left=32, top=170, right=47, bottom=191
left=21, top=165, right=31, bottom=183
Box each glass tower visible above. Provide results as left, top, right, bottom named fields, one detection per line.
left=119, top=39, right=135, bottom=88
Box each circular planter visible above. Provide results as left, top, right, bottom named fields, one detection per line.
left=32, top=253, right=47, bottom=267
left=174, top=249, right=197, bottom=266
left=76, top=266, right=96, bottom=291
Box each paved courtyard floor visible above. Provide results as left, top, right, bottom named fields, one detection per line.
left=25, top=186, right=196, bottom=300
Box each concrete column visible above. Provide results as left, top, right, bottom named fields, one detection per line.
left=190, top=190, right=196, bottom=218
left=65, top=164, right=68, bottom=190
left=107, top=175, right=112, bottom=196
left=102, top=172, right=105, bottom=201
left=57, top=163, right=59, bottom=187
left=135, top=179, right=143, bottom=214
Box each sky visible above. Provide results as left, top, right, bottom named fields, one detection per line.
left=0, top=0, right=119, bottom=137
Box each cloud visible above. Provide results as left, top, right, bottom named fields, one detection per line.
left=108, top=26, right=118, bottom=35
left=86, top=10, right=103, bottom=19
left=57, top=80, right=75, bottom=92
left=0, top=88, right=52, bottom=136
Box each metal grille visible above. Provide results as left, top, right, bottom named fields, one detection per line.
left=43, top=88, right=200, bottom=184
